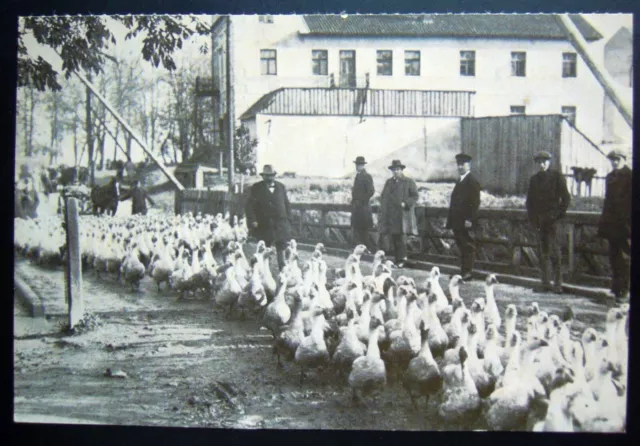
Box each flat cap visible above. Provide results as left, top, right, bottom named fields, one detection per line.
left=606, top=150, right=627, bottom=160
left=534, top=151, right=552, bottom=161
left=455, top=153, right=472, bottom=163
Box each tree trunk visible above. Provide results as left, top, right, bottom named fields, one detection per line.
left=113, top=123, right=120, bottom=163
left=85, top=83, right=95, bottom=186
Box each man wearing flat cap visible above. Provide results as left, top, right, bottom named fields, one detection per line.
left=598, top=149, right=632, bottom=303
left=351, top=156, right=375, bottom=250
left=379, top=160, right=419, bottom=268
left=246, top=164, right=292, bottom=270
left=447, top=153, right=481, bottom=281
left=526, top=151, right=571, bottom=294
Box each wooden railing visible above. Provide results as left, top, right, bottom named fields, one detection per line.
left=289, top=202, right=611, bottom=288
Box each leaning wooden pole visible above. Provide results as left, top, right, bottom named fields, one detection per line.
left=71, top=70, right=185, bottom=191
left=555, top=14, right=633, bottom=129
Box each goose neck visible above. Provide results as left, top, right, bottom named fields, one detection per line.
left=366, top=330, right=381, bottom=359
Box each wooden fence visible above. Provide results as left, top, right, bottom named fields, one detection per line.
left=289, top=202, right=611, bottom=288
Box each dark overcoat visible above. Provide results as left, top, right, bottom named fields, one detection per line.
left=526, top=169, right=571, bottom=228
left=15, top=188, right=39, bottom=219
left=246, top=180, right=292, bottom=243
left=379, top=176, right=419, bottom=235
left=598, top=165, right=632, bottom=239
left=351, top=170, right=375, bottom=230
left=120, top=186, right=154, bottom=215
left=446, top=172, right=481, bottom=230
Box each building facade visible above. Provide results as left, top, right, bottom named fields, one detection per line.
left=602, top=26, right=633, bottom=145
left=211, top=14, right=607, bottom=177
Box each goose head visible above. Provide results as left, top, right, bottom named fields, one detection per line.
left=606, top=307, right=624, bottom=325
left=486, top=324, right=499, bottom=342
left=429, top=266, right=441, bottom=280
left=382, top=277, right=397, bottom=296
left=581, top=327, right=598, bottom=347
left=467, top=320, right=478, bottom=336
left=419, top=320, right=431, bottom=339
left=255, top=240, right=267, bottom=253
left=509, top=331, right=521, bottom=349
left=352, top=244, right=370, bottom=257
left=549, top=366, right=575, bottom=391
left=449, top=274, right=465, bottom=290
left=528, top=302, right=540, bottom=317
left=505, top=304, right=517, bottom=320
left=470, top=298, right=485, bottom=314
left=373, top=250, right=386, bottom=262
left=548, top=315, right=562, bottom=333
left=485, top=273, right=498, bottom=286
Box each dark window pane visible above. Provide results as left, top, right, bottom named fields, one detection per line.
left=511, top=52, right=526, bottom=77
left=377, top=50, right=393, bottom=76
left=460, top=51, right=475, bottom=76
left=405, top=50, right=420, bottom=76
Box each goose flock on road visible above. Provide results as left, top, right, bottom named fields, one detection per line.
left=14, top=214, right=629, bottom=432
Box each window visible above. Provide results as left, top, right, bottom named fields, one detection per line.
left=563, top=53, right=577, bottom=77
left=376, top=50, right=393, bottom=76
left=312, top=50, right=328, bottom=75
left=405, top=50, right=420, bottom=76
left=260, top=49, right=277, bottom=75
left=511, top=52, right=526, bottom=77
left=510, top=106, right=526, bottom=115
left=561, top=106, right=577, bottom=125
left=460, top=51, right=475, bottom=76
left=258, top=15, right=273, bottom=23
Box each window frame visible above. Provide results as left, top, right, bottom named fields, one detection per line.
left=258, top=15, right=274, bottom=23
left=311, top=49, right=328, bottom=76
left=260, top=49, right=277, bottom=76
left=460, top=50, right=476, bottom=77
left=376, top=50, right=393, bottom=76
left=404, top=50, right=421, bottom=76
left=562, top=52, right=577, bottom=78
left=511, top=51, right=527, bottom=77
left=561, top=106, right=577, bottom=126
left=510, top=105, right=526, bottom=115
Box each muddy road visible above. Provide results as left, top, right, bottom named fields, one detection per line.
left=14, top=246, right=613, bottom=430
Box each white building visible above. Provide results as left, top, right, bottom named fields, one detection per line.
left=211, top=14, right=607, bottom=178
left=602, top=26, right=633, bottom=146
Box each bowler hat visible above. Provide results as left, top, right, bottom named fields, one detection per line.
left=455, top=153, right=472, bottom=163
left=260, top=165, right=277, bottom=176
left=534, top=151, right=553, bottom=161
left=354, top=156, right=367, bottom=165
left=607, top=149, right=627, bottom=160
left=388, top=160, right=406, bottom=170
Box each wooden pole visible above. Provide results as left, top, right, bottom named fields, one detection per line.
left=85, top=78, right=95, bottom=187
left=69, top=68, right=185, bottom=191
left=64, top=197, right=84, bottom=329
left=226, top=15, right=235, bottom=191
left=555, top=14, right=633, bottom=129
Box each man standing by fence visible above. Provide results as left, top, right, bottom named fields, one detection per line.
left=526, top=151, right=571, bottom=294
left=446, top=153, right=481, bottom=281
left=351, top=156, right=375, bottom=251
left=120, top=179, right=155, bottom=216
left=598, top=150, right=632, bottom=303
left=379, top=160, right=419, bottom=268
left=246, top=165, right=292, bottom=271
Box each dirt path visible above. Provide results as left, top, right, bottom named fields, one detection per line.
left=14, top=246, right=613, bottom=429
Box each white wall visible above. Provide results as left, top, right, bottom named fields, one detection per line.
left=228, top=16, right=606, bottom=144
left=249, top=114, right=460, bottom=178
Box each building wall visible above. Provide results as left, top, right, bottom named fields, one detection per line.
left=249, top=114, right=460, bottom=178
left=602, top=27, right=633, bottom=144
left=224, top=15, right=606, bottom=143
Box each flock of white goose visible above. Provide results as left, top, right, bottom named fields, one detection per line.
left=250, top=243, right=629, bottom=432
left=14, top=214, right=629, bottom=432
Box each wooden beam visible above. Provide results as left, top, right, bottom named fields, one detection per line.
left=555, top=14, right=633, bottom=129
left=70, top=70, right=185, bottom=191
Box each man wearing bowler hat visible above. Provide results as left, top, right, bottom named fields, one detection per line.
left=351, top=156, right=375, bottom=250
left=379, top=160, right=419, bottom=268
left=598, top=149, right=632, bottom=303
left=447, top=153, right=481, bottom=281
left=526, top=151, right=571, bottom=294
left=246, top=164, right=292, bottom=270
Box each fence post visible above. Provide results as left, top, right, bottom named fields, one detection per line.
left=320, top=208, right=327, bottom=244
left=64, top=197, right=84, bottom=329
left=567, top=222, right=575, bottom=280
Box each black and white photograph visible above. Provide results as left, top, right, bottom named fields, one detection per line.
left=13, top=12, right=632, bottom=431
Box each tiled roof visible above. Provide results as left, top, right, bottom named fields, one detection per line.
left=239, top=87, right=475, bottom=120
left=302, top=14, right=602, bottom=41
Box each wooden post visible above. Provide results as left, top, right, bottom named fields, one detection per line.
left=555, top=14, right=633, bottom=128
left=567, top=222, right=575, bottom=279
left=226, top=15, right=235, bottom=190
left=64, top=197, right=84, bottom=329
left=85, top=80, right=95, bottom=187
left=320, top=208, right=327, bottom=243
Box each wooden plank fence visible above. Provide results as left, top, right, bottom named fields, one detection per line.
left=288, top=203, right=611, bottom=289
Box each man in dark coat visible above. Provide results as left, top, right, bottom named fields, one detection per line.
left=598, top=149, right=632, bottom=303
left=246, top=164, right=292, bottom=270
left=120, top=179, right=154, bottom=215
left=526, top=151, right=571, bottom=294
left=351, top=156, right=375, bottom=250
left=446, top=153, right=482, bottom=281
left=15, top=177, right=40, bottom=219
left=379, top=159, right=419, bottom=268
